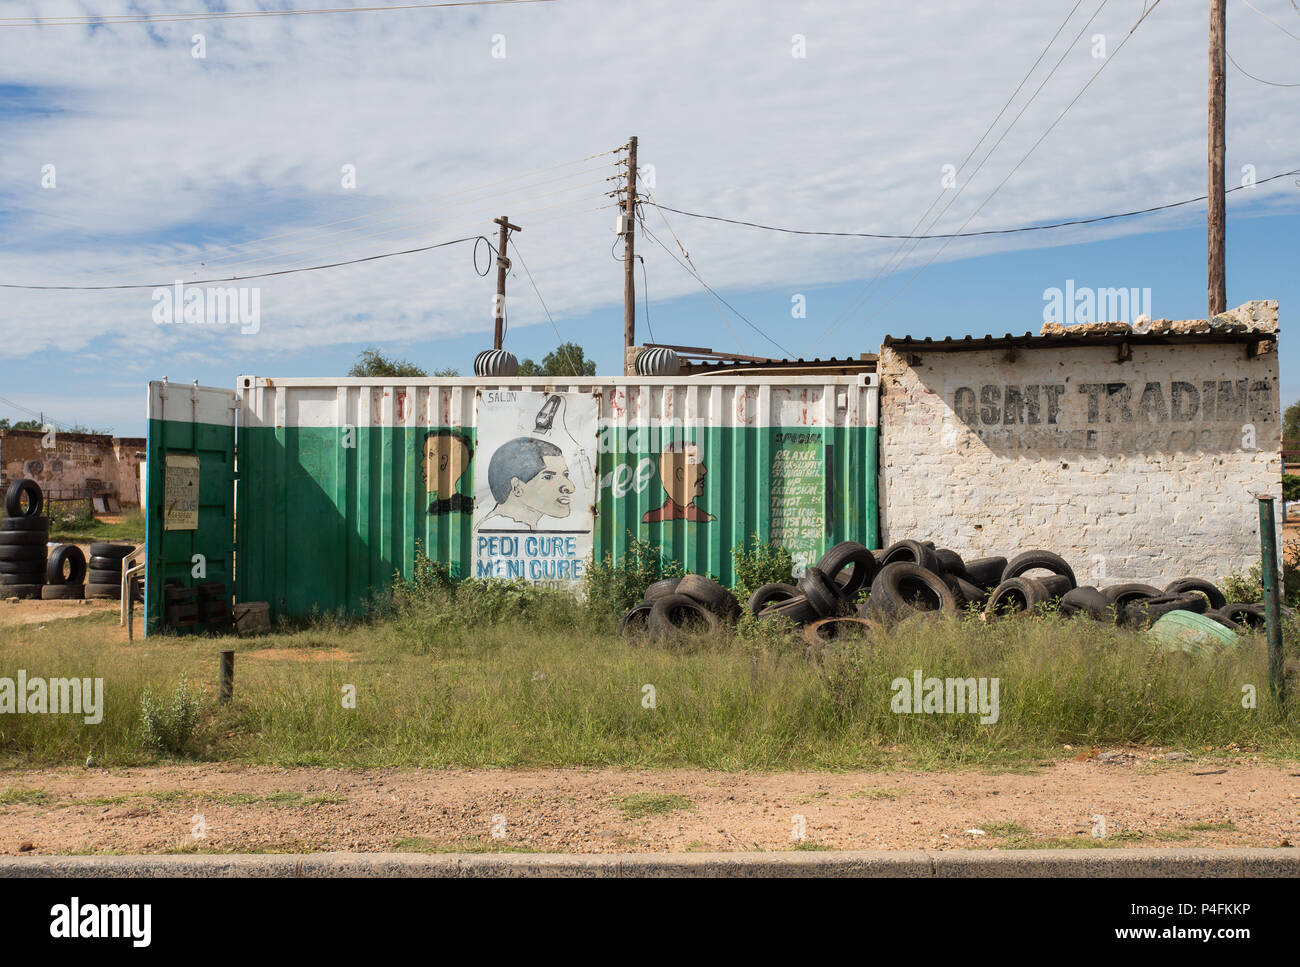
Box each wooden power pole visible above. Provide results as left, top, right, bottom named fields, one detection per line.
left=1208, top=0, right=1227, bottom=317
left=623, top=136, right=638, bottom=361
left=493, top=215, right=521, bottom=350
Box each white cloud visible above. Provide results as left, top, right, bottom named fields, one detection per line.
left=0, top=0, right=1295, bottom=367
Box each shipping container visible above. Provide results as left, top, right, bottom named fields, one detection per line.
left=144, top=375, right=878, bottom=632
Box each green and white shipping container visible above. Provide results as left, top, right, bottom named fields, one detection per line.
left=145, top=374, right=878, bottom=633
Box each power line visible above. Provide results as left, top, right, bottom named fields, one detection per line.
left=0, top=235, right=484, bottom=289
left=1228, top=49, right=1300, bottom=86
left=650, top=167, right=1300, bottom=240
left=639, top=220, right=794, bottom=358
left=803, top=0, right=1108, bottom=354
left=855, top=0, right=1166, bottom=332
left=0, top=0, right=554, bottom=28
left=505, top=235, right=586, bottom=378
left=1235, top=0, right=1300, bottom=41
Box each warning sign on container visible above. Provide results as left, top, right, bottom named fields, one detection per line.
left=163, top=453, right=200, bottom=530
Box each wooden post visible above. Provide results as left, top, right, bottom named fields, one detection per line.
left=623, top=136, right=638, bottom=363
left=1208, top=0, right=1227, bottom=317
left=492, top=216, right=521, bottom=350
left=219, top=650, right=234, bottom=705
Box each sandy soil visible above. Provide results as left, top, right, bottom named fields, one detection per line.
left=0, top=596, right=119, bottom=628
left=1, top=756, right=1298, bottom=855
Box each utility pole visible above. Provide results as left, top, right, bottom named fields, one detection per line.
left=493, top=215, right=521, bottom=350
left=623, top=136, right=638, bottom=363
left=1208, top=0, right=1227, bottom=317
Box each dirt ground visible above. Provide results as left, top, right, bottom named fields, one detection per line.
left=1, top=757, right=1298, bottom=855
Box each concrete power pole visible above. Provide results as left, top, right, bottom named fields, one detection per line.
left=1208, top=0, right=1227, bottom=317
left=623, top=136, right=638, bottom=365
left=493, top=215, right=521, bottom=350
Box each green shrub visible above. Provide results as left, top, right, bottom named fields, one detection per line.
left=582, top=536, right=683, bottom=619
left=139, top=677, right=202, bottom=756
left=1283, top=474, right=1299, bottom=503
left=730, top=534, right=794, bottom=602
left=1221, top=561, right=1300, bottom=609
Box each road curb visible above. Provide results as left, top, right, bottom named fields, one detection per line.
left=1, top=848, right=1297, bottom=877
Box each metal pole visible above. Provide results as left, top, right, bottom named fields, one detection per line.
left=1257, top=496, right=1285, bottom=707
left=219, top=650, right=235, bottom=705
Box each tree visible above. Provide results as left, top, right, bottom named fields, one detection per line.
left=348, top=347, right=427, bottom=378
left=516, top=342, right=596, bottom=378
left=1283, top=399, right=1300, bottom=444
left=0, top=418, right=42, bottom=431
left=433, top=367, right=461, bottom=377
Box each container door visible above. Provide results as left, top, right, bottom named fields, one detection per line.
left=144, top=380, right=238, bottom=636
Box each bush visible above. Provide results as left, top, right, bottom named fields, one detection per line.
left=139, top=677, right=202, bottom=756
left=1220, top=560, right=1300, bottom=609
left=582, top=536, right=683, bottom=619
left=1284, top=474, right=1300, bottom=503
left=730, top=534, right=794, bottom=601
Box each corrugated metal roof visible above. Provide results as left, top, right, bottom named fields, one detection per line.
left=681, top=355, right=877, bottom=376
left=881, top=330, right=1275, bottom=353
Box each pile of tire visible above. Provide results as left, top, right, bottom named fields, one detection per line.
left=1, top=479, right=49, bottom=600
left=749, top=541, right=880, bottom=648
left=617, top=574, right=740, bottom=640
left=1058, top=578, right=1293, bottom=631
left=86, top=542, right=135, bottom=600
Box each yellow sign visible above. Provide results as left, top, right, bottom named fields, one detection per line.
left=164, top=454, right=200, bottom=530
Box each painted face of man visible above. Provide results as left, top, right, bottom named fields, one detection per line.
left=425, top=436, right=469, bottom=496
left=512, top=454, right=574, bottom=518
left=661, top=445, right=706, bottom=505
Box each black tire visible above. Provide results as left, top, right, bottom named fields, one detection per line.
left=1101, top=583, right=1162, bottom=610
left=747, top=582, right=799, bottom=616
left=618, top=601, right=653, bottom=638
left=879, top=540, right=941, bottom=574
left=1163, top=578, right=1227, bottom=611
left=933, top=548, right=966, bottom=576
left=0, top=515, right=49, bottom=532
left=676, top=574, right=739, bottom=618
left=1001, top=550, right=1077, bottom=589
left=1218, top=603, right=1265, bottom=629
left=0, top=531, right=47, bottom=547
left=86, top=569, right=121, bottom=586
left=87, top=542, right=134, bottom=560
left=45, top=545, right=86, bottom=587
left=1123, top=592, right=1207, bottom=629
left=803, top=616, right=875, bottom=648
left=88, top=556, right=125, bottom=571
left=758, top=593, right=818, bottom=625
left=1203, top=608, right=1243, bottom=631
left=642, top=578, right=682, bottom=603
left=867, top=562, right=959, bottom=620
left=815, top=541, right=877, bottom=597
left=85, top=586, right=120, bottom=600
left=1037, top=574, right=1074, bottom=599
left=985, top=577, right=1050, bottom=617
left=0, top=559, right=46, bottom=575
left=42, top=584, right=85, bottom=600
left=0, top=544, right=46, bottom=562
left=798, top=566, right=851, bottom=618
left=4, top=479, right=43, bottom=518
left=1059, top=585, right=1113, bottom=621
left=2, top=584, right=42, bottom=600
left=0, top=570, right=44, bottom=585
left=946, top=575, right=989, bottom=609
left=962, top=556, right=1008, bottom=590
left=647, top=593, right=722, bottom=638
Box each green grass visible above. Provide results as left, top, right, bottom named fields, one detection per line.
left=0, top=787, right=49, bottom=805
left=1, top=591, right=1298, bottom=771
left=615, top=793, right=695, bottom=819
left=391, top=836, right=542, bottom=854
left=45, top=508, right=144, bottom=544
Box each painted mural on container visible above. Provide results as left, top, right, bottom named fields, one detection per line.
left=421, top=428, right=474, bottom=515
left=472, top=390, right=596, bottom=585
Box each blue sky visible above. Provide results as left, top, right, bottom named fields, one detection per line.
left=0, top=0, right=1296, bottom=436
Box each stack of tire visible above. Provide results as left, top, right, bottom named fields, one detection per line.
left=748, top=541, right=880, bottom=647
left=618, top=574, right=740, bottom=640
left=1059, top=578, right=1294, bottom=631
left=1, top=479, right=49, bottom=600
left=86, top=542, right=135, bottom=600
